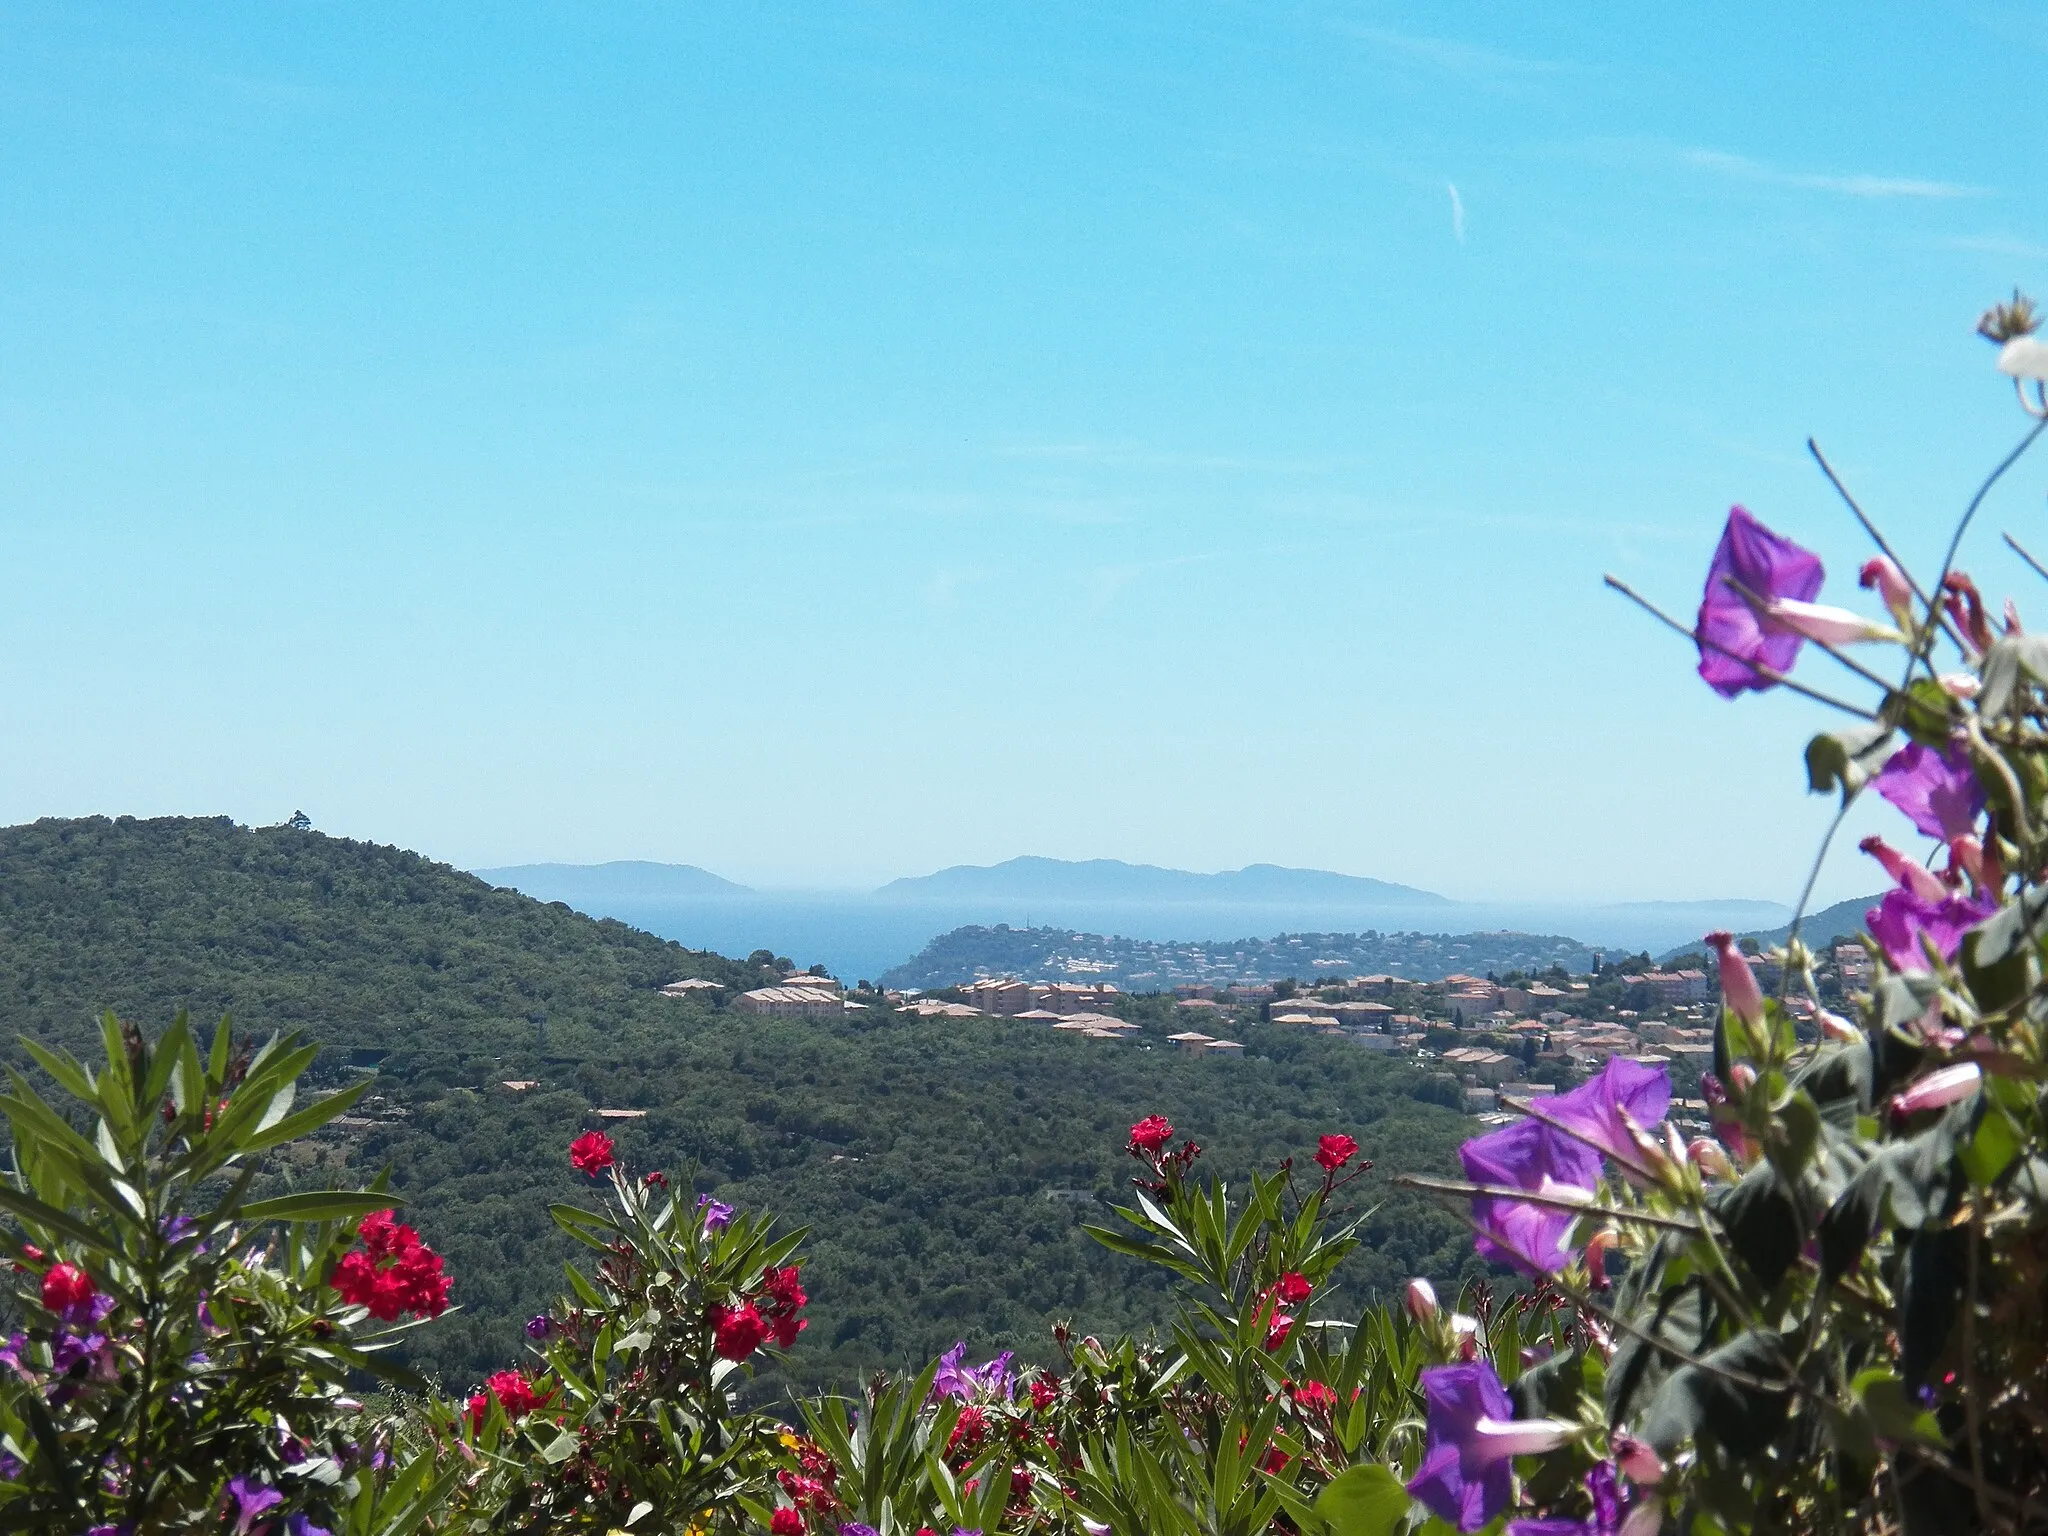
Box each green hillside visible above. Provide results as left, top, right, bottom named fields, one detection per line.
left=0, top=816, right=1481, bottom=1396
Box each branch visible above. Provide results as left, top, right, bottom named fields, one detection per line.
left=1603, top=576, right=1881, bottom=721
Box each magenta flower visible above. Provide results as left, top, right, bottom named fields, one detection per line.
left=1865, top=887, right=1996, bottom=972
left=1407, top=1362, right=1575, bottom=1531
left=1873, top=742, right=1983, bottom=842
left=931, top=1341, right=1015, bottom=1401
left=696, top=1195, right=734, bottom=1231
left=1704, top=932, right=1763, bottom=1028
left=227, top=1478, right=284, bottom=1536
left=1459, top=1119, right=1602, bottom=1275
left=1694, top=506, right=1826, bottom=697
left=1529, top=1057, right=1671, bottom=1167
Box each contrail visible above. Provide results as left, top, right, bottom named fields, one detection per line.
left=1447, top=182, right=1466, bottom=243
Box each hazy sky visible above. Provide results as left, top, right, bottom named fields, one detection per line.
left=4, top=3, right=2047, bottom=903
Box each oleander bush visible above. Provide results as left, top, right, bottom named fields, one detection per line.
left=6, top=300, right=2048, bottom=1534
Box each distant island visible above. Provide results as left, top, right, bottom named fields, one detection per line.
left=872, top=857, right=1450, bottom=906
left=474, top=860, right=753, bottom=903
left=880, top=923, right=1600, bottom=990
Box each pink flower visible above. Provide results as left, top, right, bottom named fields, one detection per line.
left=1859, top=556, right=1915, bottom=629
left=1406, top=1277, right=1438, bottom=1322
left=1890, top=1062, right=1982, bottom=1119
left=1704, top=932, right=1763, bottom=1028
left=1859, top=836, right=1948, bottom=903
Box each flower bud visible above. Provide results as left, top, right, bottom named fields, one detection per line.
left=1858, top=556, right=1916, bottom=630
left=1405, top=1277, right=1438, bottom=1323
left=1584, top=1229, right=1618, bottom=1290
left=1818, top=1009, right=1861, bottom=1043
left=1730, top=1062, right=1757, bottom=1094
left=1686, top=1136, right=1734, bottom=1179
left=1612, top=1433, right=1666, bottom=1485
left=1860, top=836, right=1948, bottom=903
left=1938, top=671, right=1982, bottom=700
left=1704, top=933, right=1763, bottom=1031
left=1450, top=1313, right=1480, bottom=1360
left=1999, top=334, right=2048, bottom=382
left=1889, top=1062, right=1983, bottom=1118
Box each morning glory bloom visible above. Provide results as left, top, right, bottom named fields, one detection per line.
left=931, top=1341, right=1015, bottom=1401
left=1529, top=1057, right=1671, bottom=1168
left=839, top=1525, right=881, bottom=1536
left=525, top=1314, right=552, bottom=1340
left=1459, top=1119, right=1602, bottom=1275
left=1873, top=742, right=1984, bottom=843
left=1865, top=887, right=1997, bottom=973
left=1407, top=1362, right=1575, bottom=1531
left=227, top=1477, right=284, bottom=1536
left=1695, top=506, right=1826, bottom=698
left=696, top=1195, right=735, bottom=1231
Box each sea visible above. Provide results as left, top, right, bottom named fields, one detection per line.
left=507, top=890, right=1794, bottom=985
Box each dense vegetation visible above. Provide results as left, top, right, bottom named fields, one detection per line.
left=0, top=815, right=1480, bottom=1397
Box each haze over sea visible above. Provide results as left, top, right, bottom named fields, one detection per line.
left=474, top=858, right=1790, bottom=980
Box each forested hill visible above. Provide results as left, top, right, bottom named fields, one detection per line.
left=0, top=815, right=1481, bottom=1399
left=0, top=816, right=752, bottom=1060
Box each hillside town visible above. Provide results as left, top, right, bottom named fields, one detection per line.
left=686, top=937, right=1875, bottom=1139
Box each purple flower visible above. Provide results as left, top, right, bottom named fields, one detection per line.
left=287, top=1517, right=333, bottom=1536
left=1694, top=506, right=1826, bottom=698
left=1508, top=1464, right=1629, bottom=1536
left=1407, top=1363, right=1575, bottom=1532
left=525, top=1314, right=552, bottom=1340
left=227, top=1476, right=284, bottom=1536
left=1529, top=1057, right=1671, bottom=1167
left=1459, top=1119, right=1602, bottom=1275
left=931, top=1341, right=1015, bottom=1401
left=1865, top=887, right=1997, bottom=972
left=1874, top=742, right=1984, bottom=842
left=0, top=1451, right=18, bottom=1479
left=840, top=1526, right=881, bottom=1536
left=696, top=1195, right=734, bottom=1231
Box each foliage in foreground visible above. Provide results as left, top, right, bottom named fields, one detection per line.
left=10, top=308, right=2048, bottom=1532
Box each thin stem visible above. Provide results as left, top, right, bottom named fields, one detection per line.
left=1808, top=437, right=1933, bottom=611
left=1785, top=802, right=1853, bottom=955
left=1389, top=1173, right=1701, bottom=1233
left=1604, top=576, right=1882, bottom=721
left=1962, top=1211, right=2002, bottom=1536
left=1904, top=414, right=2048, bottom=690
left=2004, top=531, right=2048, bottom=586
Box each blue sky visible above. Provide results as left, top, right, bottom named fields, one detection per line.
left=3, top=3, right=2046, bottom=904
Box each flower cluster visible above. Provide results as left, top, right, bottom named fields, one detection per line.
left=328, top=1209, right=452, bottom=1321
left=707, top=1262, right=808, bottom=1361
left=467, top=1368, right=549, bottom=1431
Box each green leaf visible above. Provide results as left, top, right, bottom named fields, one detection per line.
left=238, top=1078, right=372, bottom=1156
left=1959, top=1099, right=2022, bottom=1186
left=1766, top=1090, right=1823, bottom=1182
left=240, top=1191, right=398, bottom=1226
left=1976, top=633, right=2048, bottom=717
left=1851, top=1367, right=1944, bottom=1445
left=1313, top=1463, right=1411, bottom=1536
left=1805, top=723, right=1898, bottom=806
left=541, top=1428, right=579, bottom=1464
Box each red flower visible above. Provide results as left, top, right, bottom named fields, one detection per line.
left=1275, top=1271, right=1313, bottom=1305
left=40, top=1262, right=97, bottom=1320
left=1128, top=1115, right=1174, bottom=1152
left=1314, top=1134, right=1358, bottom=1172
left=329, top=1211, right=453, bottom=1321
left=1028, top=1374, right=1058, bottom=1411
left=709, top=1302, right=769, bottom=1360
left=488, top=1369, right=547, bottom=1417
left=763, top=1264, right=807, bottom=1312
left=947, top=1404, right=988, bottom=1460
left=776, top=1470, right=832, bottom=1508
left=1011, top=1467, right=1035, bottom=1498
left=1264, top=1312, right=1294, bottom=1352
left=770, top=1508, right=805, bottom=1535
left=1261, top=1444, right=1291, bottom=1474
left=569, top=1132, right=615, bottom=1175
left=1291, top=1380, right=1337, bottom=1411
